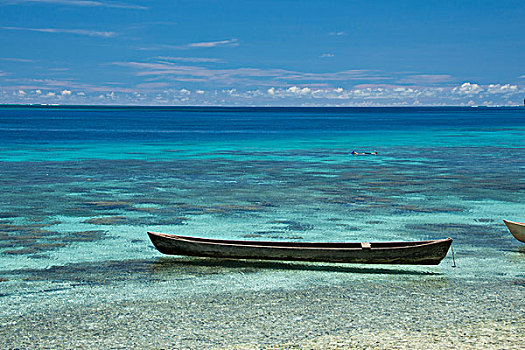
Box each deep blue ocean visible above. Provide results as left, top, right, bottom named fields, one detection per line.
left=0, top=106, right=524, bottom=348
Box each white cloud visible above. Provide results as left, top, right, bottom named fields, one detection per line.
left=452, top=82, right=483, bottom=95
left=1, top=66, right=522, bottom=106
left=287, top=86, right=311, bottom=95
left=329, top=31, right=346, bottom=36
left=247, top=83, right=524, bottom=106
left=113, top=60, right=383, bottom=86
left=188, top=39, right=239, bottom=48
left=0, top=57, right=36, bottom=63
left=283, top=70, right=386, bottom=82
left=451, top=82, right=521, bottom=98
left=320, top=53, right=335, bottom=58
left=136, top=82, right=169, bottom=89
left=0, top=77, right=137, bottom=93
left=18, top=90, right=26, bottom=95
left=4, top=0, right=147, bottom=10
left=1, top=26, right=116, bottom=38
left=486, top=84, right=518, bottom=93
left=136, top=39, right=239, bottom=51
left=156, top=56, right=223, bottom=63
left=400, top=74, right=454, bottom=84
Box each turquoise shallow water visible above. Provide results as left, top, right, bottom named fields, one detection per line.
left=0, top=106, right=524, bottom=348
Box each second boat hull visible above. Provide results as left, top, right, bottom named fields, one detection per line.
left=503, top=219, right=525, bottom=243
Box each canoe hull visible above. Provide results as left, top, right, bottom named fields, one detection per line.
left=503, top=220, right=525, bottom=243
left=147, top=232, right=452, bottom=265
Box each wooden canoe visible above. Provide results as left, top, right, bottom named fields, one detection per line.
left=147, top=232, right=453, bottom=265
left=503, top=219, right=525, bottom=243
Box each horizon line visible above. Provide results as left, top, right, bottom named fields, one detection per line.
left=1, top=103, right=522, bottom=109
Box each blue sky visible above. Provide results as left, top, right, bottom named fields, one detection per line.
left=0, top=0, right=524, bottom=106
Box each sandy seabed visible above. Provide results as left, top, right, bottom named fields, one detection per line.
left=1, top=275, right=523, bottom=349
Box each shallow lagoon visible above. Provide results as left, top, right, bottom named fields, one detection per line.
left=0, top=107, right=524, bottom=348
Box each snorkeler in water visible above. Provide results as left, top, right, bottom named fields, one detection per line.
left=352, top=150, right=378, bottom=155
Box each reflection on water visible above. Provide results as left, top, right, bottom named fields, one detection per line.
left=150, top=257, right=443, bottom=276
left=1, top=255, right=442, bottom=293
